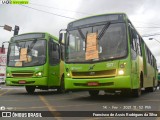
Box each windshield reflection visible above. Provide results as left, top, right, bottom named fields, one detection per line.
left=8, top=39, right=46, bottom=67
left=66, top=23, right=127, bottom=63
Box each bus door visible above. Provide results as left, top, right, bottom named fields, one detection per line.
left=48, top=39, right=60, bottom=86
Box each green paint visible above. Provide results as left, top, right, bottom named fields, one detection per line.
left=6, top=32, right=64, bottom=92
left=63, top=13, right=158, bottom=95
left=11, top=0, right=29, bottom=4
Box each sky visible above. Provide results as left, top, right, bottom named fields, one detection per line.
left=0, top=0, right=160, bottom=67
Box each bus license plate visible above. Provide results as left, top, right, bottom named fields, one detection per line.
left=19, top=80, right=26, bottom=84
left=87, top=82, right=99, bottom=86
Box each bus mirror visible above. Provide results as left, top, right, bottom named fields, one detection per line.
left=59, top=33, right=63, bottom=44
left=59, top=29, right=67, bottom=44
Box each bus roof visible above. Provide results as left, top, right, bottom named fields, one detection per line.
left=68, top=13, right=128, bottom=29
left=11, top=32, right=58, bottom=42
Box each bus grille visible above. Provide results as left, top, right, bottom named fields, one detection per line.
left=12, top=73, right=33, bottom=78
left=71, top=69, right=116, bottom=78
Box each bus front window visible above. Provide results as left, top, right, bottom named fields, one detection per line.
left=66, top=23, right=127, bottom=63
left=8, top=39, right=46, bottom=67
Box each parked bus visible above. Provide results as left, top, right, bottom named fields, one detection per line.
left=158, top=72, right=160, bottom=86
left=5, top=32, right=65, bottom=94
left=59, top=13, right=158, bottom=97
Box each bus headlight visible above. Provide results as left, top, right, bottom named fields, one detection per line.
left=6, top=73, right=12, bottom=77
left=35, top=72, right=43, bottom=77
left=67, top=73, right=70, bottom=77
left=118, top=70, right=124, bottom=75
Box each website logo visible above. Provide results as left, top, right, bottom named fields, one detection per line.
left=0, top=0, right=29, bottom=4
left=88, top=64, right=95, bottom=71
left=2, top=112, right=11, bottom=117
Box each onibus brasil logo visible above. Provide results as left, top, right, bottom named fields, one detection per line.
left=0, top=0, right=29, bottom=4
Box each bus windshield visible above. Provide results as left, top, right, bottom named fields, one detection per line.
left=65, top=22, right=127, bottom=63
left=8, top=39, right=46, bottom=67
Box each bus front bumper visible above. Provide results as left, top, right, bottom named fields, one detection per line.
left=65, top=76, right=132, bottom=90
left=5, top=77, right=48, bottom=86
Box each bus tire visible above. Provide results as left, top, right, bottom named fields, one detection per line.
left=57, top=76, right=65, bottom=93
left=25, top=86, right=35, bottom=94
left=121, top=90, right=131, bottom=97
left=132, top=73, right=142, bottom=97
left=89, top=90, right=99, bottom=97
left=131, top=88, right=141, bottom=97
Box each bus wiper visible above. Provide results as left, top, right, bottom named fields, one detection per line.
left=27, top=38, right=37, bottom=53
left=97, top=22, right=110, bottom=40
left=78, top=28, right=85, bottom=40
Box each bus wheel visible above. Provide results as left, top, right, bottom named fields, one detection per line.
left=89, top=90, right=99, bottom=97
left=57, top=76, right=65, bottom=93
left=121, top=90, right=131, bottom=97
left=131, top=88, right=141, bottom=97
left=25, top=86, right=35, bottom=94
left=132, top=73, right=143, bottom=97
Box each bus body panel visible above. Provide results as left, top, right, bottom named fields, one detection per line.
left=48, top=61, right=64, bottom=87
left=130, top=55, right=143, bottom=89
left=48, top=63, right=60, bottom=86
left=143, top=63, right=155, bottom=87
left=65, top=76, right=131, bottom=90
left=6, top=77, right=48, bottom=86
left=64, top=58, right=139, bottom=90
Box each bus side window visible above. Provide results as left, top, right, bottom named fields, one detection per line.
left=49, top=39, right=60, bottom=65
left=129, top=26, right=136, bottom=51
left=135, top=34, right=142, bottom=56
left=150, top=55, right=153, bottom=66
left=138, top=37, right=142, bottom=56
left=129, top=26, right=142, bottom=56
left=146, top=47, right=151, bottom=65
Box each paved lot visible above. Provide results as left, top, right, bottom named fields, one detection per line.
left=0, top=85, right=160, bottom=120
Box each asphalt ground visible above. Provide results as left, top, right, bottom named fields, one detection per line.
left=0, top=85, right=160, bottom=120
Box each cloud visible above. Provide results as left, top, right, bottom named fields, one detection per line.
left=1, top=0, right=160, bottom=67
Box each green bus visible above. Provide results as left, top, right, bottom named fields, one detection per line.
left=6, top=32, right=65, bottom=94
left=59, top=13, right=158, bottom=97
left=158, top=72, right=160, bottom=86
